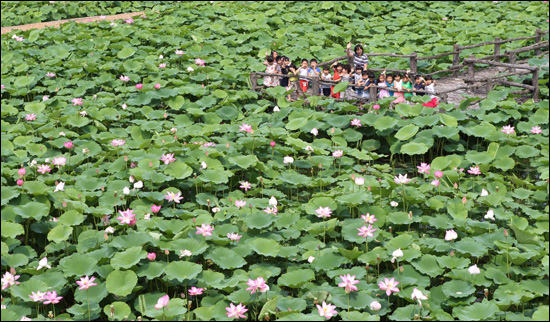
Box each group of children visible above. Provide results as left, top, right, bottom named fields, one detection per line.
left=263, top=51, right=437, bottom=102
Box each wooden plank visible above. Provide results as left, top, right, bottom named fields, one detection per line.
left=417, top=51, right=460, bottom=61
left=409, top=52, right=417, bottom=75
left=535, top=29, right=542, bottom=55
left=250, top=73, right=257, bottom=91
left=532, top=69, right=539, bottom=100
left=506, top=40, right=549, bottom=54
left=463, top=57, right=537, bottom=71
left=452, top=44, right=460, bottom=76
left=494, top=79, right=534, bottom=90
left=494, top=37, right=501, bottom=63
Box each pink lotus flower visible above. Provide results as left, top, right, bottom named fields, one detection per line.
left=111, top=139, right=125, bottom=147
left=315, top=206, right=332, bottom=218
left=151, top=205, right=161, bottom=213
left=226, top=303, right=247, bottom=319
left=372, top=104, right=380, bottom=110
left=119, top=75, right=130, bottom=82
left=270, top=141, right=276, bottom=147
left=246, top=277, right=269, bottom=294
left=29, top=291, right=46, bottom=302
left=175, top=50, right=184, bottom=55
left=43, top=95, right=49, bottom=101
left=1, top=272, right=20, bottom=290
left=394, top=173, right=411, bottom=184
left=317, top=301, right=338, bottom=319
left=338, top=274, right=359, bottom=293
left=239, top=123, right=252, bottom=133
left=467, top=166, right=481, bottom=175
left=332, top=150, right=343, bottom=158
left=445, top=229, right=458, bottom=241
left=160, top=153, right=176, bottom=164
left=136, top=83, right=143, bottom=89
left=263, top=206, right=278, bottom=215
left=196, top=223, right=214, bottom=236
left=357, top=224, right=377, bottom=238
left=72, top=98, right=83, bottom=106
left=116, top=209, right=136, bottom=225
left=76, top=275, right=97, bottom=290
left=501, top=125, right=515, bottom=135
left=43, top=291, right=63, bottom=304
left=361, top=213, right=378, bottom=224
left=531, top=126, right=542, bottom=134
left=240, top=181, right=252, bottom=192
left=164, top=191, right=183, bottom=203
left=37, top=164, right=52, bottom=174
left=195, top=58, right=206, bottom=66
left=18, top=167, right=26, bottom=177
left=351, top=118, right=362, bottom=127
left=159, top=63, right=166, bottom=68
left=311, top=128, right=319, bottom=136
left=235, top=200, right=246, bottom=208
left=227, top=233, right=242, bottom=241
left=147, top=253, right=156, bottom=261
left=370, top=301, right=382, bottom=311
left=431, top=179, right=440, bottom=187
left=125, top=18, right=134, bottom=24
left=155, top=83, right=161, bottom=90
left=411, top=288, right=428, bottom=306
left=64, top=141, right=73, bottom=149
left=25, top=113, right=37, bottom=121
left=434, top=170, right=444, bottom=178
left=378, top=277, right=400, bottom=296
left=154, top=294, right=169, bottom=310
left=417, top=163, right=431, bottom=174
left=355, top=177, right=364, bottom=185
left=189, top=287, right=204, bottom=295
left=46, top=72, right=56, bottom=77
left=17, top=179, right=24, bottom=186
left=442, top=17, right=448, bottom=21
left=52, top=156, right=67, bottom=167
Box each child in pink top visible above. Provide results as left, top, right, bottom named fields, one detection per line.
left=377, top=71, right=390, bottom=99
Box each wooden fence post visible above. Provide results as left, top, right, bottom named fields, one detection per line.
left=452, top=44, right=460, bottom=77
left=409, top=52, right=417, bottom=75
left=535, top=29, right=542, bottom=55
left=250, top=73, right=257, bottom=91
left=369, top=86, right=377, bottom=103
left=494, top=37, right=501, bottom=63
left=509, top=52, right=517, bottom=73
left=532, top=68, right=539, bottom=100
left=486, top=79, right=493, bottom=93
left=311, top=76, right=320, bottom=96
left=467, top=55, right=476, bottom=81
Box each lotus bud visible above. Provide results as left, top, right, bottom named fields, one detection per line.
left=330, top=128, right=335, bottom=135
left=504, top=229, right=508, bottom=237
left=229, top=197, right=232, bottom=202
left=96, top=169, right=100, bottom=174
left=174, top=135, right=177, bottom=140
left=164, top=249, right=169, bottom=255
left=63, top=201, right=67, bottom=208
left=408, top=212, right=413, bottom=220
left=193, top=217, right=197, bottom=223
left=226, top=142, right=230, bottom=148
left=450, top=250, right=455, bottom=256
left=462, top=196, right=467, bottom=205
left=400, top=266, right=404, bottom=272
left=318, top=163, right=322, bottom=169
left=124, top=155, right=128, bottom=161
left=368, top=186, right=371, bottom=191
left=484, top=288, right=489, bottom=297
left=164, top=112, right=167, bottom=118
left=270, top=141, right=276, bottom=147
left=149, top=161, right=153, bottom=167
left=188, top=301, right=193, bottom=308
left=205, top=151, right=209, bottom=156
left=104, top=233, right=109, bottom=240
left=181, top=292, right=186, bottom=299
left=101, top=186, right=104, bottom=191
left=351, top=174, right=355, bottom=180
left=78, top=193, right=82, bottom=199
left=454, top=182, right=458, bottom=189
left=17, top=179, right=24, bottom=186
left=48, top=311, right=54, bottom=318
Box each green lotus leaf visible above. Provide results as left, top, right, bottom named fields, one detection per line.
left=374, top=116, right=398, bottom=131
left=452, top=299, right=499, bottom=320
left=59, top=253, right=98, bottom=277
left=401, top=142, right=430, bottom=155
left=395, top=124, right=419, bottom=141
left=23, top=181, right=49, bottom=195
left=440, top=114, right=458, bottom=127
left=411, top=255, right=444, bottom=278
left=245, top=212, right=276, bottom=230
left=11, top=278, right=49, bottom=302
left=165, top=261, right=202, bottom=282
left=207, top=247, right=247, bottom=269
left=164, top=161, right=193, bottom=179
left=248, top=238, right=281, bottom=257
left=111, top=246, right=146, bottom=270
left=278, top=269, right=315, bottom=288
left=106, top=270, right=138, bottom=297
left=76, top=281, right=108, bottom=303
left=117, top=47, right=136, bottom=59
left=58, top=210, right=85, bottom=226
left=103, top=302, right=131, bottom=321
left=515, top=146, right=539, bottom=158
left=47, top=225, right=73, bottom=243
left=228, top=155, right=258, bottom=169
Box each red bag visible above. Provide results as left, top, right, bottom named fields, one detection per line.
left=422, top=98, right=439, bottom=108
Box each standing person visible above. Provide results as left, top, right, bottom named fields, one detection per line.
left=339, top=64, right=354, bottom=99
left=378, top=71, right=390, bottom=99
left=308, top=59, right=321, bottom=94
left=280, top=56, right=290, bottom=88
left=352, top=66, right=363, bottom=98
left=297, top=59, right=310, bottom=94
left=320, top=66, right=333, bottom=97
left=330, top=62, right=343, bottom=98
left=413, top=75, right=426, bottom=96
left=392, top=73, right=405, bottom=104
left=287, top=64, right=299, bottom=101
left=402, top=72, right=414, bottom=100
left=263, top=56, right=279, bottom=87
left=346, top=43, right=369, bottom=71
left=424, top=76, right=437, bottom=99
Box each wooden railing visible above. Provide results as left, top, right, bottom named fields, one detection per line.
left=250, top=29, right=549, bottom=102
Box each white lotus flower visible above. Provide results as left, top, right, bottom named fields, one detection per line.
left=212, top=207, right=220, bottom=213
left=391, top=248, right=404, bottom=263
left=180, top=249, right=192, bottom=258
left=283, top=156, right=294, bottom=164
left=123, top=186, right=130, bottom=195
left=269, top=196, right=277, bottom=207
left=54, top=182, right=65, bottom=192
left=411, top=288, right=428, bottom=306
left=187, top=66, right=194, bottom=72
left=484, top=209, right=495, bottom=221
left=468, top=264, right=480, bottom=275
left=201, top=161, right=208, bottom=169
left=105, top=226, right=115, bottom=234
left=390, top=201, right=399, bottom=207
left=480, top=189, right=489, bottom=196
left=310, top=128, right=318, bottom=136
left=308, top=256, right=315, bottom=263
left=133, top=181, right=143, bottom=189
left=37, top=257, right=51, bottom=270
left=273, top=106, right=280, bottom=112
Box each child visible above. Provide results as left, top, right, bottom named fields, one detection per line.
left=330, top=62, right=343, bottom=98
left=339, top=65, right=354, bottom=99
left=263, top=56, right=279, bottom=87
left=352, top=66, right=363, bottom=98
left=385, top=73, right=395, bottom=97
left=280, top=56, right=290, bottom=88
left=413, top=75, right=425, bottom=96
left=378, top=71, right=390, bottom=99
left=424, top=75, right=437, bottom=99
left=320, top=66, right=332, bottom=97
left=297, top=59, right=309, bottom=93
left=392, top=73, right=405, bottom=104
left=287, top=64, right=299, bottom=100
left=402, top=73, right=414, bottom=99
left=308, top=59, right=320, bottom=77
left=362, top=71, right=376, bottom=99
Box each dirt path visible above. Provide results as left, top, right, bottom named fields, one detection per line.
left=1, top=11, right=145, bottom=35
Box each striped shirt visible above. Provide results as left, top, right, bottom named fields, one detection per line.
left=353, top=53, right=369, bottom=69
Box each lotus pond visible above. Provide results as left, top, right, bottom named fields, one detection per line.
left=1, top=1, right=549, bottom=321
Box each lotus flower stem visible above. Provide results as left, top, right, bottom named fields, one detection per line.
left=87, top=289, right=91, bottom=321
left=401, top=184, right=406, bottom=212
left=347, top=293, right=350, bottom=321
left=323, top=217, right=326, bottom=244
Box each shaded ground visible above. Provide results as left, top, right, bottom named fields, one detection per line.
left=1, top=11, right=144, bottom=34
